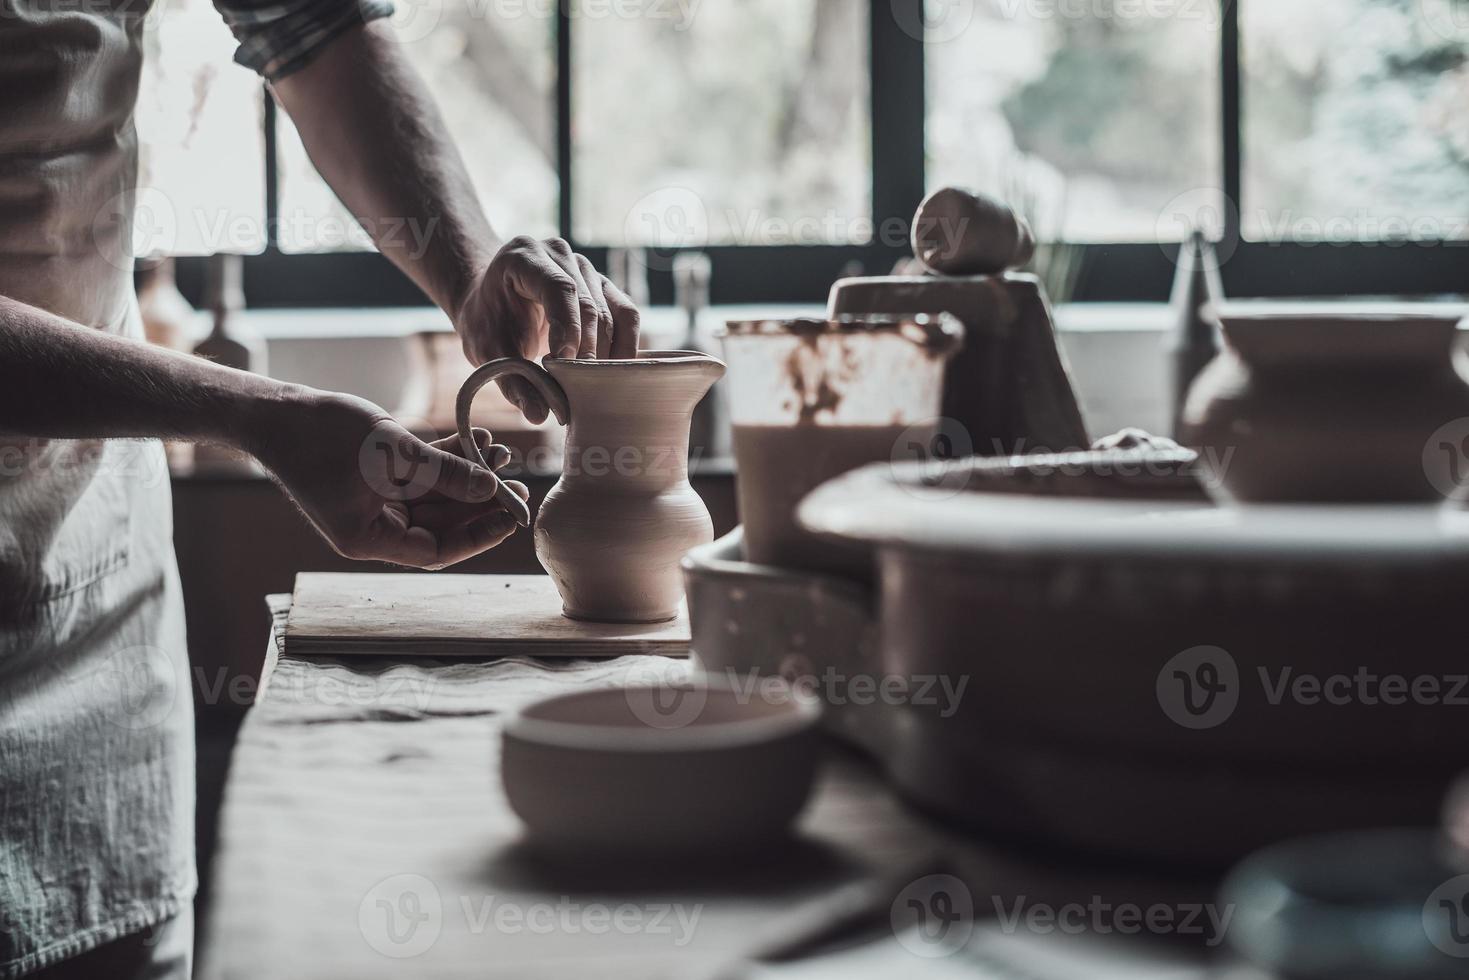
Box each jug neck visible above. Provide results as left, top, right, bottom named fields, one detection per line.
left=545, top=353, right=724, bottom=488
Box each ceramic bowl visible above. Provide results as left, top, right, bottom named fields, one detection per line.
left=501, top=677, right=822, bottom=856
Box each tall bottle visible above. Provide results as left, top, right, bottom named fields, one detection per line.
left=673, top=251, right=724, bottom=463
left=138, top=257, right=199, bottom=471
left=193, top=253, right=266, bottom=471
left=1168, top=231, right=1224, bottom=438
left=607, top=247, right=651, bottom=309
left=193, top=253, right=266, bottom=375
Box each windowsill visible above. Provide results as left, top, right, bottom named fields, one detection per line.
left=232, top=304, right=831, bottom=342
left=233, top=298, right=1469, bottom=341
left=235, top=301, right=1151, bottom=339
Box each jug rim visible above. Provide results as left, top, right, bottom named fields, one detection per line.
left=544, top=349, right=723, bottom=368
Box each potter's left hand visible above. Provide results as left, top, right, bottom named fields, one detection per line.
left=455, top=236, right=641, bottom=424
left=253, top=392, right=531, bottom=571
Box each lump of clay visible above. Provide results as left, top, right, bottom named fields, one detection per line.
left=1091, top=428, right=1182, bottom=452
left=911, top=186, right=1036, bottom=277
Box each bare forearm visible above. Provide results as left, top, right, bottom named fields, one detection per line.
left=271, top=21, right=498, bottom=315
left=267, top=18, right=639, bottom=409
left=0, top=295, right=299, bottom=451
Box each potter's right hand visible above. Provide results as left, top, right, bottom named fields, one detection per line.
left=453, top=236, right=641, bottom=423
left=251, top=390, right=530, bottom=570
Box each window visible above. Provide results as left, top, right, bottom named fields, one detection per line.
left=134, top=0, right=1466, bottom=306
left=277, top=0, right=558, bottom=252
left=572, top=0, right=871, bottom=247
left=1243, top=0, right=1469, bottom=243
left=926, top=0, right=1221, bottom=243
left=136, top=0, right=266, bottom=256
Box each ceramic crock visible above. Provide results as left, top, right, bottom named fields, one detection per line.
left=1180, top=311, right=1469, bottom=502
left=457, top=351, right=725, bottom=623
left=789, top=456, right=1469, bottom=865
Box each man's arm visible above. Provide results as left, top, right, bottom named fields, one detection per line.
left=269, top=19, right=495, bottom=320
left=269, top=21, right=641, bottom=422
left=0, top=296, right=283, bottom=447
left=0, top=295, right=525, bottom=569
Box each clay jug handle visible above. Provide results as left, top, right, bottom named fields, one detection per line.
left=455, top=357, right=571, bottom=526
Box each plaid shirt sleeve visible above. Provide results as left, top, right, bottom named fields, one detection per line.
left=212, top=0, right=396, bottom=80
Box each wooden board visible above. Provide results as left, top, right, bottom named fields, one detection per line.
left=284, top=573, right=689, bottom=657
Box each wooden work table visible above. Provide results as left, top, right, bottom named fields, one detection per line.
left=196, top=591, right=1227, bottom=979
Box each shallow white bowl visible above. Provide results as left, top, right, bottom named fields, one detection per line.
left=501, top=677, right=822, bottom=857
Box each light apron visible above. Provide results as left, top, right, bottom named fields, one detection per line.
left=0, top=0, right=196, bottom=974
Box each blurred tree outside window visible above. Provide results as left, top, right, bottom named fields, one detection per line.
left=277, top=0, right=559, bottom=252
left=1243, top=0, right=1469, bottom=242
left=573, top=0, right=872, bottom=247
left=926, top=0, right=1221, bottom=245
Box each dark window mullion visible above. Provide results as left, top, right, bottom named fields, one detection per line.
left=871, top=0, right=926, bottom=240
left=262, top=83, right=280, bottom=253
left=1221, top=0, right=1242, bottom=248
left=556, top=2, right=573, bottom=241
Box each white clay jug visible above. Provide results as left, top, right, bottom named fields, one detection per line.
left=456, top=351, right=725, bottom=623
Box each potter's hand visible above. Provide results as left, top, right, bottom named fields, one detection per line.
left=254, top=392, right=530, bottom=570
left=454, top=236, right=641, bottom=423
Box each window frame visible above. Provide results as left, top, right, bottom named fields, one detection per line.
left=186, top=0, right=1468, bottom=310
